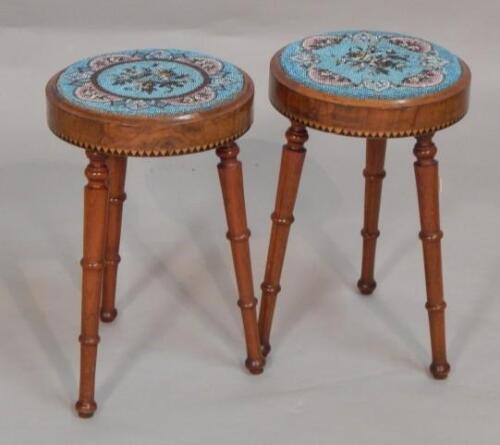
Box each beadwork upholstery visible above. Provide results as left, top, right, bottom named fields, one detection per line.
left=57, top=49, right=245, bottom=116
left=280, top=31, right=462, bottom=100
left=46, top=49, right=253, bottom=156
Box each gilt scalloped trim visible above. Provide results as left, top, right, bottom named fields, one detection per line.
left=276, top=107, right=466, bottom=138
left=51, top=127, right=250, bottom=157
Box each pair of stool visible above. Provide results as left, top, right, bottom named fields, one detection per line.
left=46, top=31, right=470, bottom=417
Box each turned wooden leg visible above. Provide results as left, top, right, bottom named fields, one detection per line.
left=258, top=122, right=308, bottom=357
left=216, top=142, right=264, bottom=375
left=358, top=138, right=387, bottom=295
left=101, top=156, right=127, bottom=322
left=76, top=151, right=109, bottom=418
left=413, top=134, right=450, bottom=380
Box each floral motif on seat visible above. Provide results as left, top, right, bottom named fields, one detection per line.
left=57, top=49, right=246, bottom=116
left=280, top=31, right=462, bottom=99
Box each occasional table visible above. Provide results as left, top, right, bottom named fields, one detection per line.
left=259, top=31, right=470, bottom=379
left=46, top=48, right=264, bottom=417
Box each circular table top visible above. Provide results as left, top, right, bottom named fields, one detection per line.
left=46, top=49, right=253, bottom=156
left=270, top=31, right=471, bottom=138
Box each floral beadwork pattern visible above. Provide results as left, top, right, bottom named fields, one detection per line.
left=110, top=64, right=192, bottom=95
left=57, top=49, right=245, bottom=115
left=280, top=31, right=462, bottom=99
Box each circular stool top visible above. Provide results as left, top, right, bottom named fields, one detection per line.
left=46, top=49, right=253, bottom=156
left=270, top=31, right=470, bottom=138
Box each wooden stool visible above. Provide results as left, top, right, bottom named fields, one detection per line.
left=46, top=49, right=264, bottom=417
left=259, top=31, right=470, bottom=378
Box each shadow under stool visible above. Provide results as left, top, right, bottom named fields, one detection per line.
left=46, top=49, right=264, bottom=417
left=258, top=31, right=471, bottom=379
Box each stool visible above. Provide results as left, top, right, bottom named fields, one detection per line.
left=258, top=31, right=470, bottom=378
left=46, top=48, right=265, bottom=417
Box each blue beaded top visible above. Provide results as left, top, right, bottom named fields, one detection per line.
left=57, top=49, right=246, bottom=116
left=280, top=31, right=462, bottom=100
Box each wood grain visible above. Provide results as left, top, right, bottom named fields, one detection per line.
left=357, top=138, right=387, bottom=295
left=414, top=134, right=450, bottom=379
left=258, top=122, right=308, bottom=357
left=46, top=60, right=261, bottom=416
left=46, top=72, right=254, bottom=156
left=101, top=156, right=127, bottom=322
left=216, top=143, right=265, bottom=374
left=269, top=53, right=470, bottom=138
left=76, top=151, right=108, bottom=418
left=262, top=45, right=470, bottom=378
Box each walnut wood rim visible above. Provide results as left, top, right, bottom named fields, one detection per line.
left=49, top=126, right=251, bottom=157
left=46, top=71, right=254, bottom=157
left=269, top=51, right=471, bottom=138
left=273, top=109, right=468, bottom=138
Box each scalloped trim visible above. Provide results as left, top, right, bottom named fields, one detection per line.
left=276, top=107, right=466, bottom=138
left=51, top=128, right=249, bottom=157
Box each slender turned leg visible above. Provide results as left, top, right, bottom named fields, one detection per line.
left=413, top=134, right=450, bottom=380
left=258, top=122, right=308, bottom=357
left=101, top=156, right=127, bottom=322
left=357, top=138, right=387, bottom=295
left=76, top=151, right=109, bottom=418
left=216, top=142, right=264, bottom=375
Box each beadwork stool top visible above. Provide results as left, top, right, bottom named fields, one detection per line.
left=270, top=31, right=471, bottom=138
left=46, top=49, right=253, bottom=156
left=281, top=31, right=462, bottom=100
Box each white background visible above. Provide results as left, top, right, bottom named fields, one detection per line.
left=1, top=0, right=499, bottom=443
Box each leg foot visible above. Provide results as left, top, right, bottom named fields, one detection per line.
left=261, top=343, right=271, bottom=357
left=358, top=138, right=386, bottom=295
left=75, top=400, right=98, bottom=418
left=100, top=308, right=118, bottom=323
left=430, top=361, right=450, bottom=380
left=246, top=357, right=265, bottom=375
left=357, top=278, right=377, bottom=295
left=414, top=134, right=450, bottom=379
left=216, top=143, right=265, bottom=374
left=258, top=122, right=308, bottom=356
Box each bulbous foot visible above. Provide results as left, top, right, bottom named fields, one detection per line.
left=357, top=279, right=377, bottom=295
left=75, top=400, right=97, bottom=418
left=430, top=362, right=450, bottom=380
left=261, top=343, right=271, bottom=357
left=100, top=308, right=118, bottom=323
left=245, top=357, right=265, bottom=375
